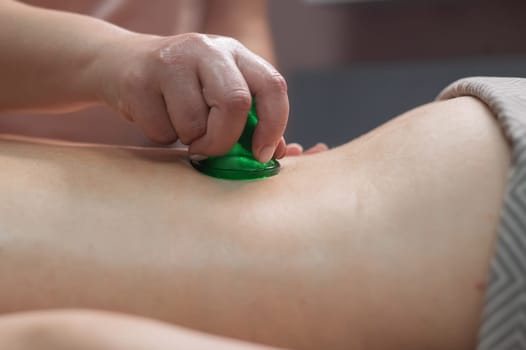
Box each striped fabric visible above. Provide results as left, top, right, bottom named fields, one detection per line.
left=439, top=77, right=526, bottom=349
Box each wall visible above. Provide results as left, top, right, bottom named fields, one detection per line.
left=269, top=0, right=526, bottom=72
left=268, top=0, right=526, bottom=146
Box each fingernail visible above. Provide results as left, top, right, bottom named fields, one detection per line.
left=189, top=154, right=208, bottom=161
left=259, top=145, right=274, bottom=163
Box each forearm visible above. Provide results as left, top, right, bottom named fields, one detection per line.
left=0, top=310, right=281, bottom=350
left=0, top=1, right=129, bottom=112
left=204, top=0, right=276, bottom=64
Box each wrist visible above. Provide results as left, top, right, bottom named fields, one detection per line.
left=87, top=31, right=161, bottom=109
left=80, top=30, right=137, bottom=107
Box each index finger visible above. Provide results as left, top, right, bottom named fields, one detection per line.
left=235, top=48, right=289, bottom=163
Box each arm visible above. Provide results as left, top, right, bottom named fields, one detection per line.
left=0, top=0, right=127, bottom=112
left=204, top=0, right=276, bottom=65
left=0, top=0, right=288, bottom=161
left=0, top=310, right=281, bottom=350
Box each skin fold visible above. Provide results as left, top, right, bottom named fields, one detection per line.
left=0, top=97, right=511, bottom=349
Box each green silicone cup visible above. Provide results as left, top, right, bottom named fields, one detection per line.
left=191, top=102, right=280, bottom=180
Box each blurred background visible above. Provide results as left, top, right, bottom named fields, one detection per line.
left=270, top=0, right=526, bottom=147
left=3, top=0, right=526, bottom=149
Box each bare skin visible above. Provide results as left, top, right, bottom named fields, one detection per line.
left=0, top=97, right=511, bottom=349
left=0, top=0, right=287, bottom=161
left=0, top=310, right=282, bottom=350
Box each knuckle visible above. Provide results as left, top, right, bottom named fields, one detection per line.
left=179, top=118, right=207, bottom=145
left=182, top=32, right=213, bottom=51
left=224, top=37, right=243, bottom=49
left=223, top=90, right=252, bottom=114
left=159, top=33, right=211, bottom=65
left=189, top=115, right=207, bottom=135
left=266, top=73, right=288, bottom=94
left=185, top=32, right=208, bottom=43
left=209, top=35, right=242, bottom=51
left=171, top=104, right=208, bottom=145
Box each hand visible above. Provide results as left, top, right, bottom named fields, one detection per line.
left=92, top=32, right=289, bottom=163
left=284, top=142, right=329, bottom=157
left=268, top=139, right=328, bottom=159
